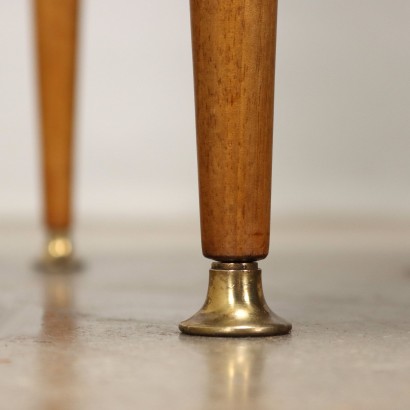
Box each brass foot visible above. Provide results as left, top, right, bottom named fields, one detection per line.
left=35, top=230, right=82, bottom=273
left=179, top=262, right=291, bottom=337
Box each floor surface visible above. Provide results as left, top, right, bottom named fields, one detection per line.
left=0, top=220, right=410, bottom=409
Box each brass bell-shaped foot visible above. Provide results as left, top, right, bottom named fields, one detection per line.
left=179, top=262, right=291, bottom=337
left=35, top=230, right=82, bottom=273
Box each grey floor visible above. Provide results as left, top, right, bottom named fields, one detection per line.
left=0, top=220, right=410, bottom=409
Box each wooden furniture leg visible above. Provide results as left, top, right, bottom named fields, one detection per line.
left=34, top=0, right=79, bottom=269
left=180, top=0, right=291, bottom=336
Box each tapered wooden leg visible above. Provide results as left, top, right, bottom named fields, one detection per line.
left=35, top=0, right=79, bottom=269
left=180, top=0, right=291, bottom=336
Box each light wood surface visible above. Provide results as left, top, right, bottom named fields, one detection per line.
left=191, top=0, right=278, bottom=261
left=35, top=0, right=78, bottom=230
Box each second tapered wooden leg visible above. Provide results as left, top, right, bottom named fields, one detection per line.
left=35, top=0, right=79, bottom=269
left=179, top=0, right=291, bottom=336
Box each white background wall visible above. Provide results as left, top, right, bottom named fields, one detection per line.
left=1, top=0, right=409, bottom=223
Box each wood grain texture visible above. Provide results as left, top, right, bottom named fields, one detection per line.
left=35, top=0, right=78, bottom=230
left=191, top=0, right=278, bottom=261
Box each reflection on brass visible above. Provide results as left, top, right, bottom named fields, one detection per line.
left=180, top=336, right=268, bottom=410
left=36, top=230, right=82, bottom=273
left=179, top=262, right=292, bottom=337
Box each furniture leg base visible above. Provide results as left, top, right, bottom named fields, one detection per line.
left=35, top=230, right=82, bottom=273
left=179, top=262, right=291, bottom=337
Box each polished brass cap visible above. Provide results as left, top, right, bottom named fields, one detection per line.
left=179, top=262, right=291, bottom=337
left=36, top=230, right=82, bottom=273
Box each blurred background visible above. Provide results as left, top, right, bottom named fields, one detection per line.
left=1, top=0, right=409, bottom=228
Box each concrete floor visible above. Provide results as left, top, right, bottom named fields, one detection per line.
left=1, top=220, right=410, bottom=409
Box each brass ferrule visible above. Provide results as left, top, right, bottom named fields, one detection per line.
left=45, top=230, right=74, bottom=262
left=35, top=230, right=81, bottom=273
left=179, top=262, right=291, bottom=337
